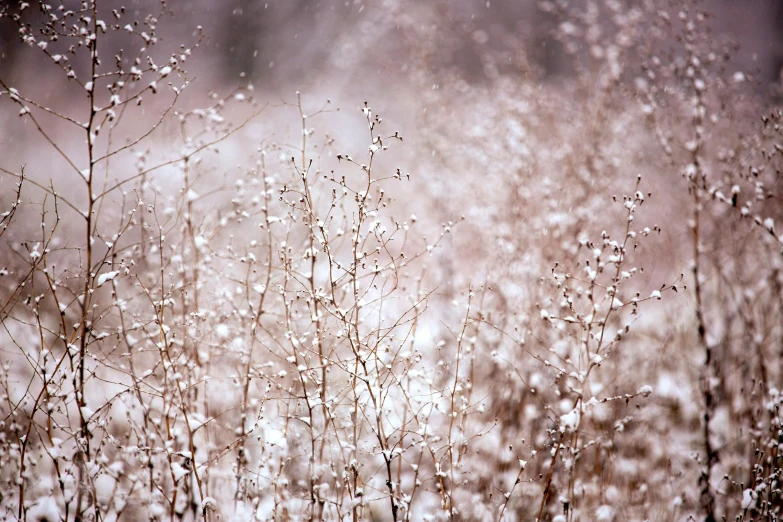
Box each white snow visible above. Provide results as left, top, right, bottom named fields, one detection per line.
left=96, top=271, right=119, bottom=288
left=638, top=385, right=654, bottom=397
left=560, top=407, right=580, bottom=432
left=741, top=488, right=754, bottom=510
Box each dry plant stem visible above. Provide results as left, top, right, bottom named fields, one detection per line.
left=537, top=431, right=566, bottom=522
left=0, top=172, right=23, bottom=241
left=687, top=45, right=717, bottom=522
left=296, top=92, right=328, bottom=520
left=179, top=156, right=214, bottom=513
left=142, top=220, right=207, bottom=518
left=280, top=256, right=320, bottom=521
left=692, top=180, right=717, bottom=522
left=361, top=114, right=399, bottom=522
left=563, top=189, right=639, bottom=520
left=439, top=288, right=474, bottom=520
left=16, top=201, right=62, bottom=520
left=235, top=159, right=275, bottom=508
left=73, top=9, right=100, bottom=521
left=535, top=177, right=651, bottom=521
left=638, top=9, right=724, bottom=515
left=0, top=174, right=29, bottom=323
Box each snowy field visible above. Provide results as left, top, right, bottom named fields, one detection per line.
left=1, top=1, right=782, bottom=521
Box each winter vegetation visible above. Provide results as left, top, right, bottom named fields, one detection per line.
left=0, top=1, right=782, bottom=521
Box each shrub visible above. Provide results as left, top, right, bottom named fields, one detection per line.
left=1, top=1, right=781, bottom=521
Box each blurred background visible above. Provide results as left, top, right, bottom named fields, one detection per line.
left=4, top=0, right=783, bottom=94
left=2, top=1, right=783, bottom=521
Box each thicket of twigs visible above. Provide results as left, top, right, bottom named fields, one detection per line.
left=1, top=1, right=782, bottom=521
